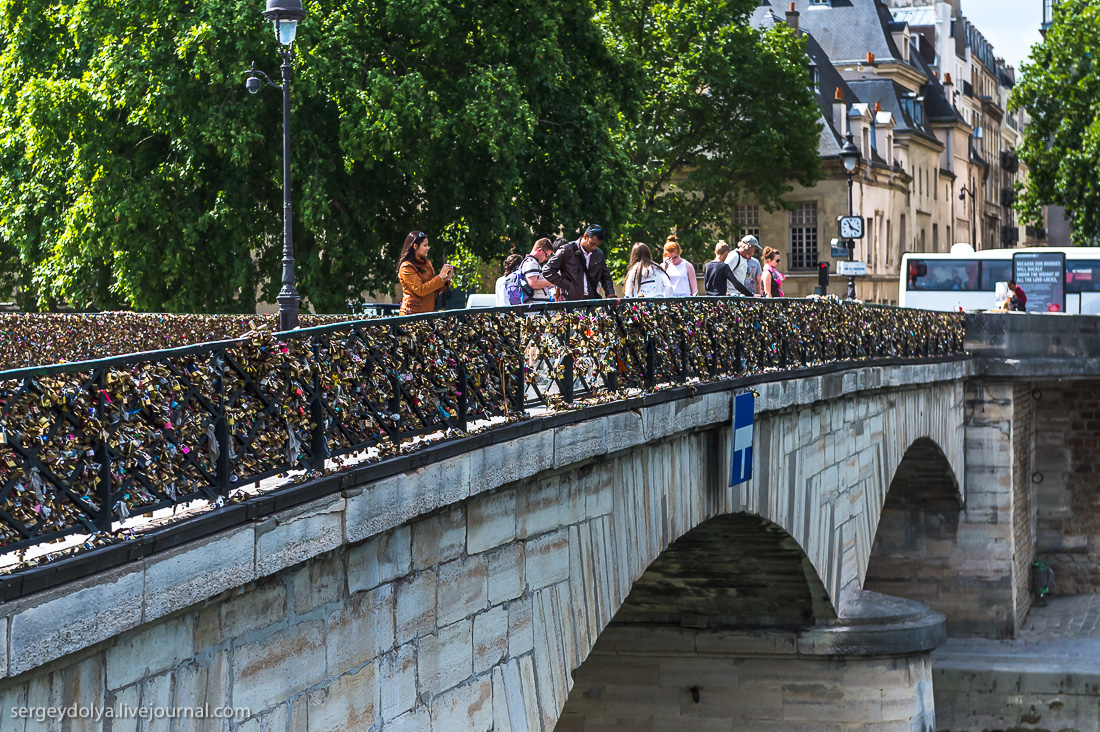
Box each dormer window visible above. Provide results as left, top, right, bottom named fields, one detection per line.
left=808, top=62, right=820, bottom=93
left=901, top=93, right=925, bottom=127
left=809, top=0, right=829, bottom=5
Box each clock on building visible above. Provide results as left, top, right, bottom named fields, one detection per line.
left=838, top=216, right=864, bottom=239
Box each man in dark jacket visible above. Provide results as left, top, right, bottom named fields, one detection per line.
left=544, top=225, right=617, bottom=301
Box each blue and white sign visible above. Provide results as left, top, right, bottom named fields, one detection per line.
left=730, top=391, right=755, bottom=486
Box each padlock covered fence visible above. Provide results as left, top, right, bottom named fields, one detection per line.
left=0, top=297, right=965, bottom=556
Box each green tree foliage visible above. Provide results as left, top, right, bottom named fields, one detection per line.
left=1011, top=0, right=1100, bottom=245
left=598, top=0, right=823, bottom=264
left=0, top=0, right=633, bottom=312
left=0, top=0, right=822, bottom=311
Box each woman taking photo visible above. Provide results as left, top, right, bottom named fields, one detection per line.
left=397, top=231, right=454, bottom=315
left=661, top=235, right=698, bottom=296
left=624, top=243, right=673, bottom=298
left=761, top=247, right=786, bottom=298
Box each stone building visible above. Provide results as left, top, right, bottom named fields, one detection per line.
left=742, top=0, right=1034, bottom=303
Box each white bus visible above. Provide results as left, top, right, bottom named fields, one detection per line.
left=899, top=246, right=1100, bottom=313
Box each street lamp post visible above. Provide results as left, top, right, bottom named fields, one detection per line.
left=245, top=0, right=307, bottom=332
left=839, top=132, right=862, bottom=300
left=959, top=181, right=978, bottom=249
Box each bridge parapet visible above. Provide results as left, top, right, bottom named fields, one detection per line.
left=966, top=311, right=1100, bottom=377
left=0, top=299, right=962, bottom=564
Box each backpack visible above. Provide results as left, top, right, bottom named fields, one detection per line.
left=504, top=256, right=538, bottom=305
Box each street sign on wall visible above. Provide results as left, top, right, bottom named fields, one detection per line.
left=836, top=261, right=867, bottom=276
left=730, top=391, right=755, bottom=487
left=1013, top=251, right=1066, bottom=313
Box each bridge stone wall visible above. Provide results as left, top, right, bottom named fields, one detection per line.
left=0, top=361, right=972, bottom=732
left=1031, top=380, right=1100, bottom=594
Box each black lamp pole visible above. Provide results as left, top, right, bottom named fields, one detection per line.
left=959, top=181, right=978, bottom=250
left=245, top=0, right=307, bottom=332
left=839, top=132, right=862, bottom=300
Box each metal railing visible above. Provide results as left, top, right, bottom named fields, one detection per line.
left=0, top=297, right=964, bottom=555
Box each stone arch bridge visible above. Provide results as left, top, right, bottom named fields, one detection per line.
left=0, top=310, right=1087, bottom=731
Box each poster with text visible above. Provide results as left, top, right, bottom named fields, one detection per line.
left=1013, top=251, right=1066, bottom=313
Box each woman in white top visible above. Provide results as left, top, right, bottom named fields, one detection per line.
left=624, top=243, right=674, bottom=298
left=661, top=235, right=698, bottom=296
left=494, top=254, right=524, bottom=306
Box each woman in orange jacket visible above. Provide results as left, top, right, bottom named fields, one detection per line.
left=397, top=231, right=454, bottom=315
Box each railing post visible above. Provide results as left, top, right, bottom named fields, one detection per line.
left=735, top=339, right=745, bottom=375
left=309, top=349, right=327, bottom=470
left=214, top=349, right=231, bottom=495
left=94, top=370, right=114, bottom=531
left=709, top=335, right=719, bottom=378
left=560, top=320, right=575, bottom=404
left=678, top=333, right=688, bottom=383
left=387, top=323, right=401, bottom=420
left=644, top=335, right=656, bottom=390
left=456, top=361, right=468, bottom=431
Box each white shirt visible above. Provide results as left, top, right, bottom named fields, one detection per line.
left=624, top=264, right=673, bottom=298
left=582, top=248, right=594, bottom=295
left=725, top=252, right=750, bottom=289
left=664, top=259, right=693, bottom=296
left=520, top=255, right=553, bottom=301
left=494, top=275, right=508, bottom=306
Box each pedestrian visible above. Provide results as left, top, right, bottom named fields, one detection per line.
left=661, top=235, right=698, bottom=296
left=724, top=235, right=763, bottom=296
left=624, top=243, right=674, bottom=298
left=397, top=231, right=454, bottom=316
left=761, top=247, right=786, bottom=298
left=704, top=241, right=755, bottom=296
left=518, top=238, right=556, bottom=303
left=495, top=254, right=524, bottom=306
left=543, top=225, right=617, bottom=301
left=1007, top=279, right=1028, bottom=311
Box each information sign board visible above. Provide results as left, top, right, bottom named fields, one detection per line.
left=1013, top=251, right=1066, bottom=313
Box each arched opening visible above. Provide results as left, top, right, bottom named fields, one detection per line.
left=864, top=437, right=979, bottom=634
left=613, top=513, right=835, bottom=629
left=557, top=513, right=854, bottom=731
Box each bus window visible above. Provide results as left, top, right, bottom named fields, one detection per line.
left=1066, top=261, right=1100, bottom=292
left=981, top=261, right=1011, bottom=291
left=907, top=259, right=980, bottom=291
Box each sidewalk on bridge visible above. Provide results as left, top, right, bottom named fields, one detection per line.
left=932, top=594, right=1100, bottom=731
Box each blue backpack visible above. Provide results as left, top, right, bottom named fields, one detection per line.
left=504, top=256, right=537, bottom=305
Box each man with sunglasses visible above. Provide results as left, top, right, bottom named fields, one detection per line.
left=544, top=225, right=617, bottom=301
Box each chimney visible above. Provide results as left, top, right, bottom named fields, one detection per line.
left=874, top=101, right=882, bottom=114
left=833, top=87, right=847, bottom=135
left=786, top=3, right=800, bottom=36
left=866, top=52, right=876, bottom=65
left=944, top=72, right=953, bottom=85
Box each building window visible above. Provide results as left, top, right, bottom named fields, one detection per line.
left=789, top=202, right=818, bottom=271
left=866, top=218, right=875, bottom=268
left=734, top=204, right=760, bottom=239
left=895, top=213, right=906, bottom=265
left=933, top=223, right=939, bottom=252
left=947, top=225, right=952, bottom=247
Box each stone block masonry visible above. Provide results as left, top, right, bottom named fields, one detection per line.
left=0, top=360, right=972, bottom=731
left=1032, top=379, right=1100, bottom=594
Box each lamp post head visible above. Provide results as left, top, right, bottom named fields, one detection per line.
left=262, top=0, right=307, bottom=46
left=840, top=131, right=861, bottom=174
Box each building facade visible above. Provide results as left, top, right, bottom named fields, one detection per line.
left=742, top=0, right=1036, bottom=303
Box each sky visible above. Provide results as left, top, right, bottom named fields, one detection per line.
left=961, top=0, right=1044, bottom=71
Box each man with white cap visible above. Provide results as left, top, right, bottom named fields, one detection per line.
left=724, top=234, right=763, bottom=296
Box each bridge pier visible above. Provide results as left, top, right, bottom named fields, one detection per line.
left=560, top=591, right=944, bottom=730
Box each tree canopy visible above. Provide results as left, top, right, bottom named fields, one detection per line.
left=1011, top=0, right=1100, bottom=245
left=599, top=0, right=822, bottom=264
left=0, top=0, right=822, bottom=312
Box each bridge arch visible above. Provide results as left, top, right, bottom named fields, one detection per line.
left=863, top=436, right=987, bottom=634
